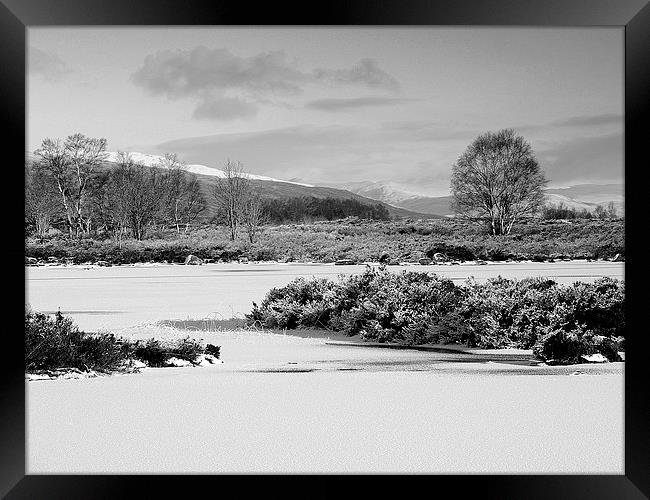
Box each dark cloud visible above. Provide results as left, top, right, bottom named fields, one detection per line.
left=192, top=96, right=258, bottom=121
left=29, top=47, right=71, bottom=81
left=313, top=58, right=400, bottom=93
left=307, top=97, right=414, bottom=111
left=535, top=132, right=623, bottom=184
left=132, top=47, right=306, bottom=98
left=132, top=47, right=401, bottom=121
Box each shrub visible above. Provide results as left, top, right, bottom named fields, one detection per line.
left=25, top=309, right=127, bottom=372
left=25, top=309, right=219, bottom=373
left=532, top=328, right=624, bottom=364
left=246, top=268, right=625, bottom=363
left=116, top=336, right=206, bottom=367
left=26, top=218, right=624, bottom=264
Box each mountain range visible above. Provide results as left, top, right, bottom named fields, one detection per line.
left=28, top=150, right=624, bottom=218
left=317, top=180, right=624, bottom=217
left=101, top=152, right=433, bottom=220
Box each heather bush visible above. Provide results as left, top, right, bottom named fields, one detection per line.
left=26, top=309, right=128, bottom=372
left=26, top=309, right=219, bottom=373
left=246, top=268, right=625, bottom=363
left=26, top=218, right=624, bottom=265
left=125, top=336, right=206, bottom=367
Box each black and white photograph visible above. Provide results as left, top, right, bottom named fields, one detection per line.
left=23, top=24, right=629, bottom=475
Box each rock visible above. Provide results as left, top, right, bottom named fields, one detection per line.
left=580, top=353, right=608, bottom=363
left=239, top=257, right=249, bottom=264
left=612, top=253, right=624, bottom=262
left=26, top=257, right=38, bottom=265
left=387, top=259, right=401, bottom=266
left=203, top=258, right=214, bottom=264
left=95, top=260, right=111, bottom=267
left=184, top=254, right=203, bottom=265
left=378, top=252, right=391, bottom=264
left=419, top=257, right=432, bottom=265
left=47, top=256, right=59, bottom=263
left=127, top=359, right=147, bottom=369
left=196, top=354, right=223, bottom=366
left=165, top=357, right=192, bottom=367
left=335, top=259, right=355, bottom=265
left=432, top=252, right=448, bottom=263
left=475, top=260, right=488, bottom=265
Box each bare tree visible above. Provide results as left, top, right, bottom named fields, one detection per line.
left=104, top=152, right=135, bottom=245
left=242, top=185, right=267, bottom=243
left=34, top=138, right=76, bottom=236
left=606, top=201, right=617, bottom=219
left=25, top=161, right=63, bottom=238
left=594, top=204, right=607, bottom=219
left=211, top=160, right=250, bottom=241
left=451, top=129, right=547, bottom=235
left=157, top=153, right=186, bottom=233
left=126, top=163, right=163, bottom=241
left=156, top=154, right=207, bottom=235
left=35, top=133, right=108, bottom=236
left=181, top=174, right=207, bottom=234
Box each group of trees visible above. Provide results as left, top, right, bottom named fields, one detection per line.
left=543, top=201, right=618, bottom=220
left=92, top=152, right=206, bottom=242
left=211, top=160, right=266, bottom=243
left=25, top=134, right=392, bottom=243
left=263, top=196, right=391, bottom=224
left=27, top=129, right=611, bottom=241
left=26, top=134, right=207, bottom=241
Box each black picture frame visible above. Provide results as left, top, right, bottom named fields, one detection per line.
left=2, top=0, right=648, bottom=498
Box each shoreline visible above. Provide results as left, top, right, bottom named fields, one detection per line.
left=25, top=327, right=625, bottom=381
left=25, top=257, right=623, bottom=270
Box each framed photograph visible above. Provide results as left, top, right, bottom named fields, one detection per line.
left=3, top=0, right=648, bottom=497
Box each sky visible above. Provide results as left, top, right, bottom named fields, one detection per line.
left=28, top=27, right=623, bottom=196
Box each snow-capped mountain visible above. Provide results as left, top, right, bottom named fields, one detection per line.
left=317, top=180, right=624, bottom=217
left=317, top=180, right=426, bottom=206
left=105, top=151, right=314, bottom=187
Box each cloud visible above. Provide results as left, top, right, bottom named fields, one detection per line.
left=192, top=96, right=258, bottom=121
left=307, top=97, right=414, bottom=111
left=149, top=124, right=458, bottom=196
left=516, top=113, right=623, bottom=135
left=313, top=58, right=400, bottom=93
left=551, top=113, right=622, bottom=128
left=147, top=123, right=622, bottom=196
left=29, top=47, right=71, bottom=81
left=132, top=47, right=401, bottom=121
left=132, top=47, right=306, bottom=98
left=535, top=132, right=623, bottom=184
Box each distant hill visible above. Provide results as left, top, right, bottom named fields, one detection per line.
left=319, top=180, right=624, bottom=217
left=98, top=152, right=435, bottom=220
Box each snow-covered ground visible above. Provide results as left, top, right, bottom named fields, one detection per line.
left=26, top=329, right=624, bottom=473
left=25, top=262, right=625, bottom=474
